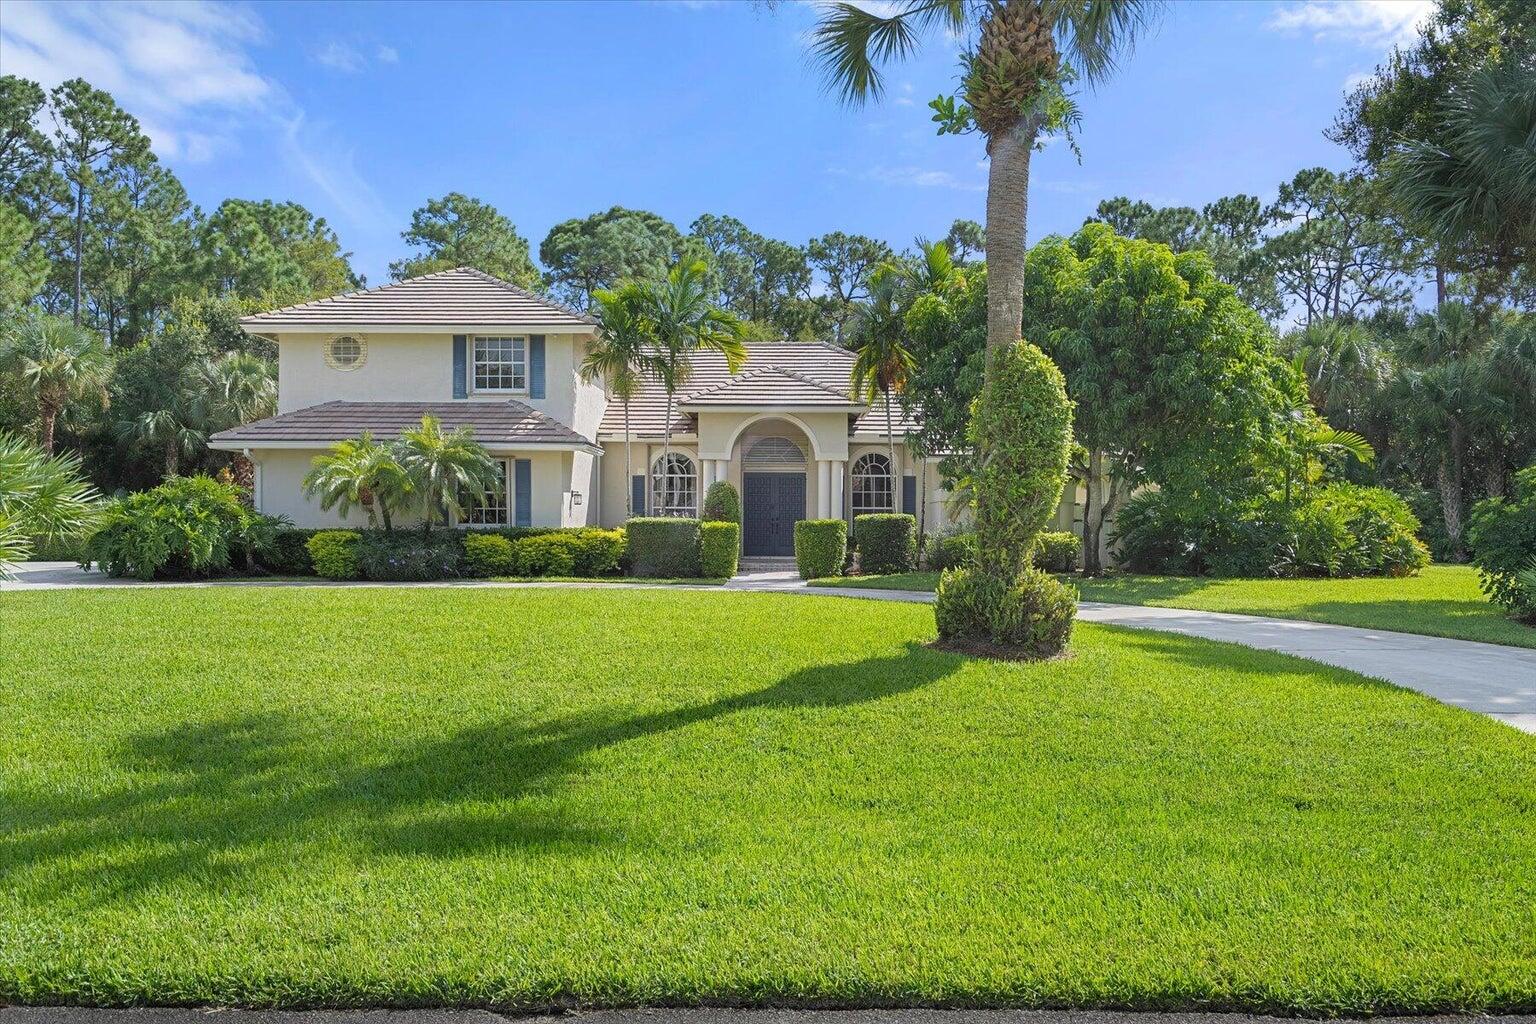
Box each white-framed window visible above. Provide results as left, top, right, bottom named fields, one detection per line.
left=651, top=452, right=697, bottom=518
left=325, top=334, right=366, bottom=370
left=463, top=460, right=509, bottom=526
left=472, top=335, right=527, bottom=393
left=851, top=452, right=894, bottom=515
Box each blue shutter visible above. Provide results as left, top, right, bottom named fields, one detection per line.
left=902, top=474, right=917, bottom=516
left=452, top=335, right=467, bottom=399
left=528, top=335, right=545, bottom=399
left=514, top=458, right=532, bottom=527
left=631, top=474, right=646, bottom=518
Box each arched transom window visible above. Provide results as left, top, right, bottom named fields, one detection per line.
left=851, top=452, right=894, bottom=515
left=743, top=436, right=806, bottom=467
left=651, top=453, right=697, bottom=517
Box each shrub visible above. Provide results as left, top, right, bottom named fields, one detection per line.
left=86, top=475, right=250, bottom=581
left=307, top=530, right=361, bottom=580
left=927, top=531, right=976, bottom=571
left=1317, top=484, right=1428, bottom=577
left=26, top=533, right=88, bottom=563
left=511, top=533, right=577, bottom=577
left=702, top=481, right=741, bottom=524
left=854, top=513, right=917, bottom=574
left=1468, top=466, right=1536, bottom=621
left=1032, top=531, right=1082, bottom=573
left=565, top=528, right=625, bottom=576
left=259, top=528, right=318, bottom=575
left=627, top=517, right=702, bottom=577
left=356, top=531, right=462, bottom=581
left=795, top=518, right=846, bottom=579
left=934, top=565, right=1077, bottom=658
left=461, top=532, right=515, bottom=577
left=700, top=521, right=740, bottom=578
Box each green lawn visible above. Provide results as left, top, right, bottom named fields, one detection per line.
left=2, top=588, right=1534, bottom=1013
left=813, top=565, right=1536, bottom=649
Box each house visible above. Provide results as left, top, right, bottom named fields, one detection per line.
left=211, top=267, right=1077, bottom=556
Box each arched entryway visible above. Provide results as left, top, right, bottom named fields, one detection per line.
left=736, top=425, right=810, bottom=557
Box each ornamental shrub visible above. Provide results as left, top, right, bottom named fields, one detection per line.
left=702, top=481, right=742, bottom=524
left=700, top=521, right=741, bottom=578
left=565, top=528, right=625, bottom=576
left=795, top=518, right=847, bottom=579
left=86, top=475, right=251, bottom=581
left=927, top=531, right=976, bottom=571
left=968, top=340, right=1074, bottom=577
left=260, top=528, right=319, bottom=575
left=627, top=517, right=702, bottom=577
left=307, top=530, right=361, bottom=580
left=1032, top=531, right=1082, bottom=573
left=461, top=532, right=515, bottom=577
left=934, top=565, right=1076, bottom=658
left=1468, top=466, right=1536, bottom=621
left=854, top=513, right=917, bottom=574
left=511, top=533, right=577, bottom=577
left=355, top=531, right=462, bottom=581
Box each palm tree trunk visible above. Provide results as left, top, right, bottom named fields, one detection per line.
left=1439, top=420, right=1466, bottom=560
left=885, top=390, right=897, bottom=516
left=983, top=117, right=1040, bottom=367
left=380, top=499, right=393, bottom=534
left=1082, top=449, right=1102, bottom=576
left=39, top=405, right=57, bottom=454
left=660, top=385, right=675, bottom=517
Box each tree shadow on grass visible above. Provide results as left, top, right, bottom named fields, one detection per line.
left=1, top=643, right=960, bottom=899
left=1089, top=623, right=1404, bottom=692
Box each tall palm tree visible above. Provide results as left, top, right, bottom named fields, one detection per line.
left=1, top=314, right=111, bottom=453
left=906, top=239, right=968, bottom=299
left=303, top=432, right=413, bottom=532
left=197, top=351, right=277, bottom=429
left=849, top=263, right=918, bottom=504
left=117, top=406, right=206, bottom=479
left=584, top=282, right=657, bottom=517
left=642, top=260, right=747, bottom=513
left=396, top=415, right=502, bottom=533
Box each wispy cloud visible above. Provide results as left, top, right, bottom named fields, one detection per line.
left=376, top=44, right=399, bottom=65
left=279, top=112, right=391, bottom=228
left=1266, top=0, right=1434, bottom=49
left=830, top=164, right=984, bottom=193
left=312, top=39, right=401, bottom=73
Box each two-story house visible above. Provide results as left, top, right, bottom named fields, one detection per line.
left=212, top=267, right=1074, bottom=556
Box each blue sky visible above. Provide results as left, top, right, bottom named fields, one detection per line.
left=1, top=0, right=1433, bottom=286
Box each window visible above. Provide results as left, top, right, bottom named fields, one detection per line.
left=325, top=334, right=366, bottom=370
left=851, top=452, right=894, bottom=515
left=473, top=336, right=526, bottom=392
left=744, top=436, right=806, bottom=467
left=651, top=453, right=697, bottom=517
left=463, top=460, right=509, bottom=526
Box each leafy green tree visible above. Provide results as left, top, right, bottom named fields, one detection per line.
left=303, top=432, right=412, bottom=532
left=942, top=218, right=985, bottom=264
left=540, top=206, right=685, bottom=309
left=0, top=430, right=98, bottom=574
left=808, top=230, right=893, bottom=341
left=582, top=282, right=657, bottom=516
left=688, top=213, right=820, bottom=338
left=389, top=193, right=538, bottom=287
left=0, top=203, right=48, bottom=313
left=902, top=263, right=988, bottom=480
left=1, top=312, right=111, bottom=453
left=396, top=415, right=502, bottom=533
left=196, top=199, right=359, bottom=305
left=849, top=263, right=917, bottom=494
left=84, top=157, right=192, bottom=346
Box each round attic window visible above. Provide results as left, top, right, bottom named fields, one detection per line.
left=325, top=334, right=366, bottom=370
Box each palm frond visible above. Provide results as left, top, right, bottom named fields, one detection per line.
left=811, top=0, right=967, bottom=105
left=1044, top=0, right=1165, bottom=87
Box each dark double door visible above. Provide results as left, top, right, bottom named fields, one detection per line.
left=743, top=472, right=806, bottom=557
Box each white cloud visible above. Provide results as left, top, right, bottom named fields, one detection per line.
left=279, top=113, right=391, bottom=229
left=830, top=164, right=984, bottom=192
left=314, top=41, right=365, bottom=73
left=376, top=44, right=399, bottom=64
left=1343, top=69, right=1376, bottom=92
left=1267, top=0, right=1434, bottom=49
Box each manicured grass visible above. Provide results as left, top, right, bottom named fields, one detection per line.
left=2, top=588, right=1534, bottom=1013
left=813, top=565, right=1535, bottom=648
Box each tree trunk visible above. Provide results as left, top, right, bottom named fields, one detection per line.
left=164, top=441, right=177, bottom=479
left=659, top=380, right=675, bottom=516
left=1486, top=463, right=1507, bottom=499
left=1435, top=262, right=1447, bottom=306
left=380, top=499, right=393, bottom=534
left=982, top=118, right=1039, bottom=367
left=886, top=390, right=897, bottom=516
left=1439, top=419, right=1466, bottom=560
left=73, top=180, right=85, bottom=326
left=1081, top=449, right=1102, bottom=576
left=39, top=405, right=57, bottom=454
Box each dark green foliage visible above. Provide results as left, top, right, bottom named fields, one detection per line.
left=85, top=475, right=250, bottom=580
left=461, top=533, right=514, bottom=577
left=795, top=519, right=847, bottom=580
left=700, top=521, right=741, bottom=579
left=259, top=529, right=319, bottom=576
left=1468, top=467, right=1536, bottom=621
left=934, top=566, right=1077, bottom=658
left=627, top=517, right=702, bottom=578
left=25, top=533, right=88, bottom=563
left=1033, top=531, right=1083, bottom=573
left=306, top=531, right=360, bottom=581
left=702, top=481, right=742, bottom=524
left=854, top=513, right=916, bottom=574
left=926, top=531, right=976, bottom=571
left=511, top=534, right=577, bottom=577
left=355, top=531, right=463, bottom=582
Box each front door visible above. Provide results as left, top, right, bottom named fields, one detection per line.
left=743, top=472, right=806, bottom=557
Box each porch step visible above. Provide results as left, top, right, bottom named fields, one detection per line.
left=738, top=557, right=798, bottom=572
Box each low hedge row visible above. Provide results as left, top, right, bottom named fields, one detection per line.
left=854, top=514, right=916, bottom=574
left=301, top=526, right=630, bottom=581
left=700, top=521, right=740, bottom=578
left=627, top=517, right=701, bottom=578
left=795, top=519, right=846, bottom=579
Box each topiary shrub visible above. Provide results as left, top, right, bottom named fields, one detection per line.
left=795, top=518, right=847, bottom=579
left=307, top=530, right=361, bottom=580
left=1468, top=466, right=1536, bottom=622
left=1032, top=531, right=1082, bottom=573
left=86, top=475, right=251, bottom=581
left=356, top=531, right=462, bottom=581
left=702, top=481, right=742, bottom=524
left=566, top=528, right=626, bottom=576
left=461, top=532, right=515, bottom=577
left=934, top=565, right=1077, bottom=658
left=854, top=513, right=917, bottom=574
left=700, top=521, right=741, bottom=578
left=627, top=517, right=702, bottom=577
left=927, top=531, right=976, bottom=571
left=260, top=528, right=318, bottom=575
left=511, top=533, right=578, bottom=577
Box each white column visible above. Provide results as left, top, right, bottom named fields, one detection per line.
left=702, top=459, right=716, bottom=492
left=831, top=460, right=846, bottom=523
left=817, top=460, right=831, bottom=519
left=715, top=459, right=729, bottom=488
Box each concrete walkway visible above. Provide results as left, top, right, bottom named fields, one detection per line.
left=6, top=562, right=1535, bottom=734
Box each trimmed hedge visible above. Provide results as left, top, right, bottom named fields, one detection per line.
left=926, top=531, right=976, bottom=572
left=854, top=513, right=916, bottom=574
left=1033, top=531, right=1082, bottom=573
left=1468, top=466, right=1536, bottom=621
left=461, top=533, right=514, bottom=577
left=795, top=519, right=847, bottom=579
left=700, top=521, right=740, bottom=578
left=627, top=517, right=702, bottom=578
left=307, top=530, right=361, bottom=580
left=935, top=565, right=1077, bottom=658
left=702, top=481, right=742, bottom=524
left=356, top=531, right=463, bottom=581
left=511, top=533, right=577, bottom=577
left=260, top=528, right=319, bottom=575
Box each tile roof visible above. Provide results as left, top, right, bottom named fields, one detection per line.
left=240, top=267, right=597, bottom=330
left=210, top=401, right=597, bottom=449
left=597, top=342, right=920, bottom=439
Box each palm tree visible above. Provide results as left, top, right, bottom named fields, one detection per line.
left=303, top=432, right=412, bottom=532
left=849, top=263, right=918, bottom=505
left=197, top=351, right=277, bottom=428
left=1, top=313, right=111, bottom=453
left=584, top=283, right=657, bottom=517
left=396, top=415, right=502, bottom=533
left=642, top=260, right=747, bottom=511
left=906, top=239, right=968, bottom=299
left=117, top=406, right=206, bottom=478
left=0, top=431, right=100, bottom=576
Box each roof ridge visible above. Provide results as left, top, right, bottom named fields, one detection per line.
left=456, top=266, right=598, bottom=325
left=768, top=364, right=851, bottom=399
